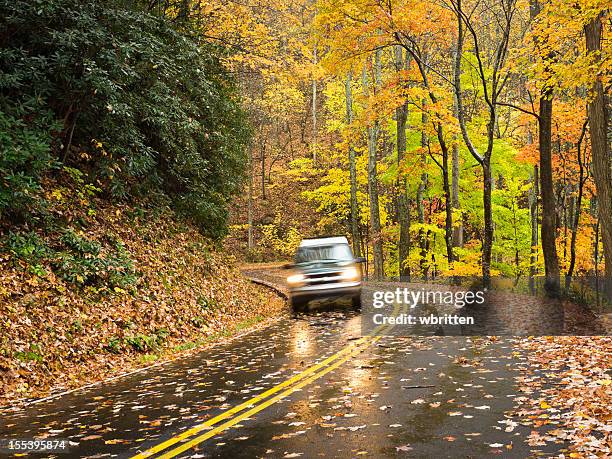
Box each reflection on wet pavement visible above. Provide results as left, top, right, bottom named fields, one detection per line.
left=1, top=306, right=566, bottom=458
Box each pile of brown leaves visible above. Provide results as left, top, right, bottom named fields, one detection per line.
left=513, top=336, right=612, bottom=457
left=0, top=195, right=285, bottom=406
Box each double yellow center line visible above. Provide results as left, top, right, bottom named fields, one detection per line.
left=133, top=303, right=401, bottom=458
left=132, top=335, right=375, bottom=458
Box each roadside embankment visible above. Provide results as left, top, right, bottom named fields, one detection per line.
left=0, top=189, right=286, bottom=406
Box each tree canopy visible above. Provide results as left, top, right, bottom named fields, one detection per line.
left=1, top=0, right=249, bottom=238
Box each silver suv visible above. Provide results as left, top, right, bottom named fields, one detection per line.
left=284, top=236, right=365, bottom=312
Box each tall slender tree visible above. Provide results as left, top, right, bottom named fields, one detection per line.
left=394, top=46, right=411, bottom=280
left=363, top=53, right=385, bottom=279
left=585, top=12, right=612, bottom=279
left=530, top=0, right=560, bottom=294
left=452, top=0, right=516, bottom=286
left=345, top=71, right=361, bottom=258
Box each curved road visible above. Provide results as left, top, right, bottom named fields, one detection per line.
left=0, top=267, right=571, bottom=458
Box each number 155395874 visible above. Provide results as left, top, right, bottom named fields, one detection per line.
left=0, top=438, right=72, bottom=454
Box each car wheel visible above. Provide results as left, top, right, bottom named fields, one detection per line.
left=290, top=297, right=308, bottom=313
left=351, top=295, right=362, bottom=311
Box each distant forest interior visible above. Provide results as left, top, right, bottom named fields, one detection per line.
left=223, top=0, right=611, bottom=295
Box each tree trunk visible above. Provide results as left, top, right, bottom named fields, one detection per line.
left=363, top=56, right=384, bottom=279
left=439, top=131, right=454, bottom=265
left=451, top=141, right=463, bottom=248
left=528, top=1, right=539, bottom=293
left=394, top=46, right=411, bottom=280
left=345, top=71, right=361, bottom=257
left=528, top=0, right=560, bottom=294
left=566, top=119, right=588, bottom=287
left=247, top=150, right=254, bottom=250
left=311, top=44, right=318, bottom=163
left=451, top=37, right=463, bottom=250
left=482, top=156, right=493, bottom=285
left=428, top=126, right=455, bottom=266
left=512, top=198, right=520, bottom=283
left=259, top=135, right=267, bottom=200
left=418, top=103, right=428, bottom=279
left=529, top=164, right=539, bottom=290
left=539, top=92, right=561, bottom=294
left=585, top=14, right=612, bottom=279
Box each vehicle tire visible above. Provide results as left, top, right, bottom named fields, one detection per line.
left=290, top=297, right=308, bottom=313
left=351, top=295, right=362, bottom=311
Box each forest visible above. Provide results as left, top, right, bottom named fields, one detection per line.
left=223, top=0, right=611, bottom=297
left=1, top=0, right=610, bottom=295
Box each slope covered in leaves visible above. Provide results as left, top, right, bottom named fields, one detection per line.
left=0, top=176, right=285, bottom=405
left=512, top=337, right=612, bottom=457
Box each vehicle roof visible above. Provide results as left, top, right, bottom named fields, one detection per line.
left=298, top=236, right=349, bottom=247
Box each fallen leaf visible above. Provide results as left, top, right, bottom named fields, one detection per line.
left=81, top=435, right=102, bottom=441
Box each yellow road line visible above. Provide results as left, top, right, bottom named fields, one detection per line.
left=132, top=335, right=371, bottom=459
left=133, top=299, right=401, bottom=458
left=157, top=336, right=380, bottom=459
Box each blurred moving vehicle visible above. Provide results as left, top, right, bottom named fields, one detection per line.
left=284, top=236, right=365, bottom=312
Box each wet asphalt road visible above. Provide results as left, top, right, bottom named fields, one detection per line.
left=0, top=272, right=568, bottom=458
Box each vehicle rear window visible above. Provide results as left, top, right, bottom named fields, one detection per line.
left=295, top=244, right=353, bottom=263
